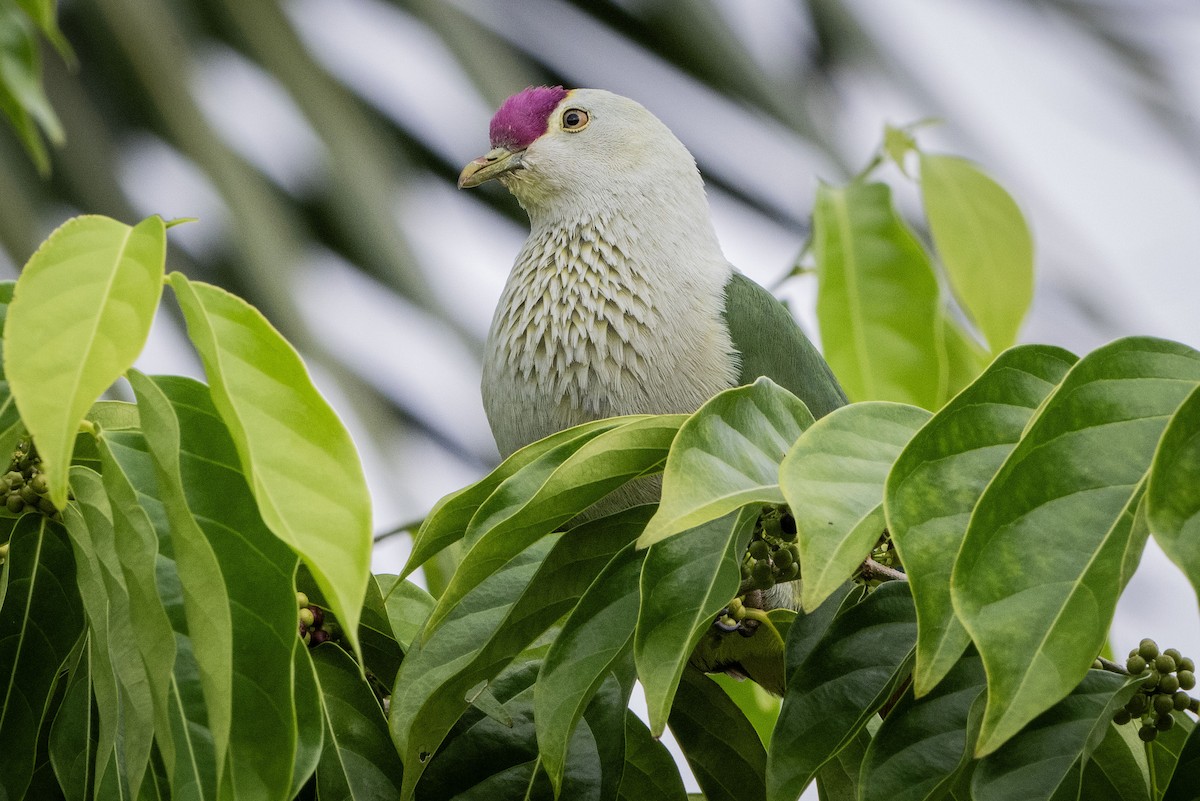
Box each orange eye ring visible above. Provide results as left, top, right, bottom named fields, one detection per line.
left=561, top=108, right=589, bottom=132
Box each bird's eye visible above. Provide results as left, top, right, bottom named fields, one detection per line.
left=561, top=108, right=589, bottom=132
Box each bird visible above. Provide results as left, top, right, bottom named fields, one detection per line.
left=458, top=86, right=847, bottom=693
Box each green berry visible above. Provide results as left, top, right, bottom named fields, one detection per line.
left=748, top=540, right=770, bottom=560
left=777, top=561, right=799, bottom=581
left=727, top=597, right=745, bottom=619
left=1113, top=708, right=1132, bottom=725
left=30, top=474, right=48, bottom=495
left=4, top=471, right=23, bottom=488
left=1126, top=693, right=1148, bottom=715
left=751, top=559, right=774, bottom=588
left=1178, top=656, right=1195, bottom=673
left=1159, top=674, right=1181, bottom=694
left=1156, top=714, right=1175, bottom=732
left=1143, top=671, right=1161, bottom=690
left=1154, top=694, right=1176, bottom=715
left=1138, top=724, right=1158, bottom=742
left=773, top=547, right=794, bottom=569
left=1174, top=691, right=1191, bottom=712
left=38, top=497, right=55, bottom=515
left=1139, top=639, right=1160, bottom=660
left=1164, top=648, right=1182, bottom=662
left=1155, top=654, right=1177, bottom=674
left=1126, top=654, right=1147, bottom=674
left=6, top=494, right=24, bottom=513
left=296, top=591, right=309, bottom=608
left=1178, top=670, right=1195, bottom=691
left=18, top=485, right=38, bottom=504
left=299, top=607, right=315, bottom=628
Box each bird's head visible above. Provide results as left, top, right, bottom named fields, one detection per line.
left=458, top=86, right=703, bottom=216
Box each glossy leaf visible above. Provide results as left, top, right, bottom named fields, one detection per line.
left=0, top=515, right=83, bottom=801
left=376, top=574, right=435, bottom=651
left=669, top=668, right=767, bottom=801
left=953, top=337, right=1200, bottom=755
left=62, top=467, right=155, bottom=798
left=536, top=540, right=644, bottom=793
left=639, top=379, right=814, bottom=547
left=1146, top=382, right=1200, bottom=602
left=49, top=640, right=97, bottom=801
left=780, top=401, right=930, bottom=610
left=402, top=417, right=631, bottom=577
left=392, top=507, right=647, bottom=799
left=425, top=415, right=680, bottom=634
left=1162, top=717, right=1200, bottom=801
left=617, top=711, right=688, bottom=801
left=148, top=375, right=304, bottom=801
left=1080, top=722, right=1150, bottom=801
left=1150, top=713, right=1195, bottom=800
left=972, top=670, right=1141, bottom=801
left=312, top=644, right=403, bottom=800
left=418, top=660, right=603, bottom=801
left=860, top=649, right=987, bottom=801
left=920, top=153, right=1034, bottom=353
left=814, top=728, right=871, bottom=801
left=886, top=345, right=1076, bottom=694
left=635, top=508, right=754, bottom=735
left=812, top=181, right=942, bottom=408
left=767, top=581, right=916, bottom=801
left=169, top=272, right=371, bottom=657
left=6, top=215, right=164, bottom=507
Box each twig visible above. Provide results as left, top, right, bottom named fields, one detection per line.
left=858, top=557, right=907, bottom=583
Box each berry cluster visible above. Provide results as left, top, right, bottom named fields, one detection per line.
left=740, top=504, right=800, bottom=592
left=3, top=439, right=56, bottom=517
left=296, top=591, right=339, bottom=647
left=1111, top=638, right=1197, bottom=741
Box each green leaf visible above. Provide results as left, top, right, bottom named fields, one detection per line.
left=1081, top=722, right=1151, bottom=801
left=6, top=215, right=165, bottom=508
left=0, top=280, right=17, bottom=380
left=886, top=345, right=1076, bottom=694
left=62, top=467, right=154, bottom=798
left=952, top=337, right=1200, bottom=755
left=707, top=673, right=781, bottom=748
left=860, top=649, right=987, bottom=801
left=418, top=660, right=603, bottom=801
left=639, top=379, right=814, bottom=547
left=425, top=415, right=680, bottom=635
left=934, top=310, right=990, bottom=407
left=812, top=181, right=942, bottom=408
left=1146, top=382, right=1200, bottom=603
left=392, top=507, right=647, bottom=799
left=669, top=668, right=767, bottom=801
left=972, top=670, right=1141, bottom=801
left=49, top=639, right=97, bottom=801
left=766, top=581, right=916, bottom=801
left=635, top=508, right=755, bottom=735
left=376, top=574, right=435, bottom=651
left=147, top=375, right=304, bottom=801
left=402, top=417, right=631, bottom=577
left=780, top=401, right=930, bottom=610
left=920, top=153, right=1034, bottom=353
left=290, top=646, right=325, bottom=798
left=312, top=644, right=403, bottom=800
left=1162, top=716, right=1200, bottom=801
left=536, top=540, right=643, bottom=793
left=14, top=0, right=75, bottom=61
left=0, top=515, right=84, bottom=801
left=0, top=3, right=62, bottom=173
left=617, top=711, right=688, bottom=801
left=1149, top=713, right=1195, bottom=800
left=815, top=728, right=871, bottom=801
left=167, top=272, right=371, bottom=659
left=126, top=370, right=233, bottom=780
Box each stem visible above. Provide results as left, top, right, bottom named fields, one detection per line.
left=1096, top=657, right=1130, bottom=675
left=374, top=517, right=425, bottom=542
left=858, top=557, right=907, bottom=583
left=1146, top=739, right=1159, bottom=797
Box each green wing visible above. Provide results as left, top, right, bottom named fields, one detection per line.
left=722, top=271, right=847, bottom=419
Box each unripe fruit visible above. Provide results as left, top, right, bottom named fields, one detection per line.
left=1174, top=691, right=1191, bottom=712
left=6, top=495, right=24, bottom=513
left=1164, top=648, right=1182, bottom=662
left=748, top=540, right=770, bottom=561
left=4, top=471, right=23, bottom=488
left=1178, top=670, right=1195, bottom=691
left=727, top=597, right=745, bottom=619
left=1126, top=693, right=1148, bottom=715
left=1126, top=655, right=1147, bottom=674
left=751, top=560, right=774, bottom=588
left=30, top=474, right=48, bottom=495
left=774, top=548, right=794, bottom=569
left=1153, top=694, right=1175, bottom=715
left=1138, top=725, right=1158, bottom=742
left=296, top=591, right=309, bottom=608
left=1155, top=654, right=1177, bottom=674
left=1179, top=657, right=1195, bottom=673
left=299, top=608, right=315, bottom=628
left=778, top=562, right=799, bottom=581
left=1155, top=714, right=1175, bottom=732
left=1139, top=639, right=1160, bottom=660
left=1159, top=674, right=1180, bottom=694
left=1092, top=659, right=1103, bottom=670
left=18, top=485, right=38, bottom=504
left=1143, top=671, right=1161, bottom=690
left=1112, top=708, right=1132, bottom=725
left=38, top=497, right=56, bottom=515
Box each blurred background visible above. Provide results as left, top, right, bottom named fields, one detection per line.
left=3, top=0, right=1199, bottom=776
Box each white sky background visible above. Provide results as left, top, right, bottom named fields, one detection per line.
left=110, top=0, right=1200, bottom=794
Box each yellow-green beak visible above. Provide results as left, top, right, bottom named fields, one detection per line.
left=458, top=147, right=524, bottom=189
